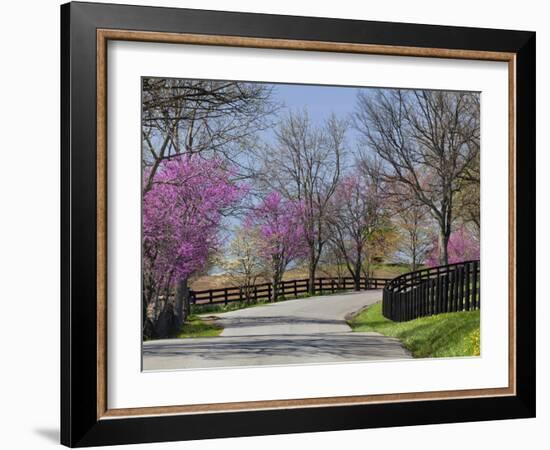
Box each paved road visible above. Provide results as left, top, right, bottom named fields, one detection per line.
left=143, top=291, right=411, bottom=370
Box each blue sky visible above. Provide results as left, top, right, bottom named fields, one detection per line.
left=273, top=83, right=361, bottom=125
left=213, top=82, right=368, bottom=273
left=256, top=82, right=367, bottom=155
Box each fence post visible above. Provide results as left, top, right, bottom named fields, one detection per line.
left=294, top=280, right=298, bottom=298
left=381, top=261, right=479, bottom=322
left=407, top=290, right=412, bottom=321
left=413, top=285, right=418, bottom=318
left=449, top=270, right=455, bottom=312
left=458, top=264, right=464, bottom=311
left=435, top=270, right=441, bottom=314
left=209, top=290, right=213, bottom=304
left=477, top=265, right=481, bottom=308
left=224, top=288, right=228, bottom=306
left=464, top=263, right=472, bottom=311
left=422, top=281, right=426, bottom=316
left=444, top=272, right=450, bottom=313
left=454, top=269, right=460, bottom=311
left=472, top=260, right=479, bottom=309
left=430, top=279, right=435, bottom=315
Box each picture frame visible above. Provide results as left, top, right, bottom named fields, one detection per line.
left=60, top=1, right=535, bottom=447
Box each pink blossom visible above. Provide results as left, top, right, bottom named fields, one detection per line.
left=245, top=191, right=308, bottom=271
left=426, top=224, right=480, bottom=267
left=143, top=155, right=246, bottom=285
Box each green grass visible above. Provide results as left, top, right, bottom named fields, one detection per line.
left=175, top=315, right=223, bottom=338
left=348, top=302, right=480, bottom=358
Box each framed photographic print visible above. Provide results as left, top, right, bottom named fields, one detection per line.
left=61, top=1, right=536, bottom=447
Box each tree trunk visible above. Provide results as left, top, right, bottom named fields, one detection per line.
left=271, top=277, right=279, bottom=302
left=142, top=291, right=148, bottom=330
left=353, top=244, right=364, bottom=291
left=353, top=276, right=361, bottom=291
left=438, top=229, right=450, bottom=266
left=353, top=259, right=362, bottom=291
left=142, top=275, right=158, bottom=340
left=174, top=278, right=191, bottom=328
left=142, top=291, right=151, bottom=340
left=411, top=233, right=418, bottom=272
left=154, top=304, right=178, bottom=339
left=272, top=259, right=286, bottom=302
left=308, top=247, right=317, bottom=295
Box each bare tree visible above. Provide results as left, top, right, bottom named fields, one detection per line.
left=142, top=77, right=276, bottom=192
left=455, top=153, right=480, bottom=235
left=321, top=243, right=347, bottom=286
left=257, top=111, right=346, bottom=294
left=327, top=166, right=387, bottom=290
left=353, top=89, right=480, bottom=265
left=222, top=228, right=265, bottom=303
left=393, top=200, right=433, bottom=271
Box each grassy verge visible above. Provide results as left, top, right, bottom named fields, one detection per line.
left=348, top=302, right=480, bottom=358
left=175, top=315, right=223, bottom=338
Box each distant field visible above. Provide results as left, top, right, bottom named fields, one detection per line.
left=189, top=263, right=412, bottom=291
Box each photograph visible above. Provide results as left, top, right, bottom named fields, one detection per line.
left=55, top=1, right=536, bottom=447
left=141, top=78, right=481, bottom=371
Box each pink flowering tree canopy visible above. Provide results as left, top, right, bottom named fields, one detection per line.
left=426, top=224, right=480, bottom=267
left=244, top=191, right=308, bottom=300
left=142, top=155, right=246, bottom=306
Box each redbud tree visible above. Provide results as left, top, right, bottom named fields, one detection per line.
left=142, top=155, right=245, bottom=334
left=244, top=192, right=308, bottom=301
left=426, top=224, right=480, bottom=267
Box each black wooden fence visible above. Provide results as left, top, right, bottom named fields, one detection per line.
left=382, top=260, right=480, bottom=322
left=190, top=276, right=391, bottom=306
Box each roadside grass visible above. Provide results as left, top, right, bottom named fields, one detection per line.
left=175, top=315, right=223, bottom=338
left=348, top=302, right=480, bottom=358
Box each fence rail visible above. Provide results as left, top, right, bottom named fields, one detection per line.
left=382, top=260, right=480, bottom=322
left=190, top=276, right=391, bottom=306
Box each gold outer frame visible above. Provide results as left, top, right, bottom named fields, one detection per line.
left=96, top=29, right=516, bottom=420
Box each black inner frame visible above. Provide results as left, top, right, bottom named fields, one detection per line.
left=61, top=2, right=535, bottom=447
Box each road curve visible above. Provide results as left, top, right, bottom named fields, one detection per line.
left=143, top=291, right=411, bottom=370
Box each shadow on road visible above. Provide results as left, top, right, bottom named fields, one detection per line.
left=218, top=315, right=346, bottom=328
left=144, top=333, right=407, bottom=361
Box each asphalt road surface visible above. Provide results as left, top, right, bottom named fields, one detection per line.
left=143, top=290, right=411, bottom=370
